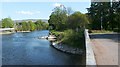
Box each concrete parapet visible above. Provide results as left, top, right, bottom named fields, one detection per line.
left=84, top=29, right=96, bottom=66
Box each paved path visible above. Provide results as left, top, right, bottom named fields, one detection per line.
left=90, top=34, right=119, bottom=65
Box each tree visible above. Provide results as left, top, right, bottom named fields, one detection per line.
left=28, top=21, right=35, bottom=31
left=87, top=1, right=111, bottom=30
left=35, top=20, right=42, bottom=30
left=110, top=0, right=120, bottom=31
left=115, top=1, right=120, bottom=32
left=2, top=18, right=14, bottom=28
left=0, top=22, right=2, bottom=28
left=87, top=0, right=120, bottom=32
left=66, top=7, right=73, bottom=16
left=48, top=6, right=68, bottom=31
left=21, top=21, right=28, bottom=31
left=41, top=22, right=49, bottom=30
left=68, top=11, right=89, bottom=30
left=35, top=20, right=49, bottom=30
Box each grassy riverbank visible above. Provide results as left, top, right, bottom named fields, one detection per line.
left=51, top=29, right=85, bottom=49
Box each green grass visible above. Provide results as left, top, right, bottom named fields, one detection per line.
left=89, top=30, right=114, bottom=33
left=51, top=29, right=85, bottom=49
left=50, top=30, right=64, bottom=41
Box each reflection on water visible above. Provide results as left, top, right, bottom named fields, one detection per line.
left=2, top=30, right=84, bottom=65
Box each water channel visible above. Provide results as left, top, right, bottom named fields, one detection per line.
left=2, top=30, right=84, bottom=65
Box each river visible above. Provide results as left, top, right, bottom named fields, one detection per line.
left=2, top=30, right=84, bottom=65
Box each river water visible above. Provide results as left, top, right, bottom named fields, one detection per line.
left=2, top=30, right=84, bottom=65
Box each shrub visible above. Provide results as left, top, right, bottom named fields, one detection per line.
left=61, top=29, right=85, bottom=49
left=50, top=30, right=64, bottom=40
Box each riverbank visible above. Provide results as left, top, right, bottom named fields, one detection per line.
left=16, top=31, right=31, bottom=33
left=49, top=29, right=85, bottom=55
left=50, top=42, right=86, bottom=65
left=0, top=31, right=31, bottom=35
left=51, top=42, right=84, bottom=55
left=0, top=31, right=14, bottom=35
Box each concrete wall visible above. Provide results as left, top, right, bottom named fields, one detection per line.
left=84, top=29, right=96, bottom=65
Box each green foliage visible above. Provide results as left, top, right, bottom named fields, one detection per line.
left=48, top=7, right=68, bottom=31
left=21, top=21, right=28, bottom=31
left=17, top=21, right=35, bottom=31
left=35, top=20, right=49, bottom=30
left=0, top=22, right=2, bottom=28
left=49, top=6, right=88, bottom=31
left=87, top=1, right=120, bottom=32
left=35, top=20, right=43, bottom=30
left=42, top=22, right=49, bottom=30
left=1, top=18, right=48, bottom=31
left=87, top=2, right=111, bottom=30
left=28, top=21, right=35, bottom=31
left=111, top=1, right=120, bottom=32
left=67, top=11, right=89, bottom=30
left=2, top=18, right=14, bottom=28
left=51, top=29, right=85, bottom=49
left=15, top=20, right=49, bottom=31
left=48, top=6, right=88, bottom=49
left=62, top=29, right=85, bottom=48
left=15, top=23, right=22, bottom=31
left=51, top=30, right=64, bottom=40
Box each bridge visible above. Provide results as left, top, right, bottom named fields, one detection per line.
left=90, top=33, right=119, bottom=65
left=0, top=28, right=15, bottom=32
left=0, top=28, right=15, bottom=34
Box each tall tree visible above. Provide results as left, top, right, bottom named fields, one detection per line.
left=21, top=21, right=28, bottom=31
left=28, top=21, right=35, bottom=31
left=35, top=20, right=42, bottom=30
left=48, top=6, right=68, bottom=31
left=110, top=0, right=120, bottom=31
left=35, top=20, right=49, bottom=30
left=2, top=18, right=14, bottom=28
left=66, top=7, right=73, bottom=16
left=68, top=11, right=89, bottom=30
left=87, top=0, right=111, bottom=30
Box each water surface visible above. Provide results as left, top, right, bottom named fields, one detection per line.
left=2, top=30, right=84, bottom=65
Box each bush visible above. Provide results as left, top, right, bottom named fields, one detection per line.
left=50, top=30, right=64, bottom=40
left=51, top=29, right=85, bottom=49
left=61, top=29, right=85, bottom=49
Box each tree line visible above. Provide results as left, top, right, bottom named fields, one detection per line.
left=1, top=18, right=49, bottom=31
left=1, top=1, right=119, bottom=32
left=87, top=0, right=120, bottom=32
left=48, top=5, right=88, bottom=31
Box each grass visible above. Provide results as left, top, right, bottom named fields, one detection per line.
left=89, top=30, right=114, bottom=34
left=51, top=29, right=85, bottom=49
